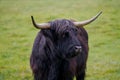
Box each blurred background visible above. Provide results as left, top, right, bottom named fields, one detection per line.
left=0, top=0, right=120, bottom=80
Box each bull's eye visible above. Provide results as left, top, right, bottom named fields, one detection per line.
left=75, top=29, right=78, bottom=32
left=73, top=28, right=78, bottom=32
left=73, top=29, right=78, bottom=35
left=62, top=32, right=69, bottom=38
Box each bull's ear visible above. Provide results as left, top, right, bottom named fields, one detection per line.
left=74, top=11, right=102, bottom=27
left=31, top=16, right=50, bottom=29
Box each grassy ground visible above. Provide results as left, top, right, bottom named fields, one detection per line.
left=0, top=0, right=120, bottom=80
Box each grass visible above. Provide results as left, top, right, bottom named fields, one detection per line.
left=0, top=0, right=120, bottom=80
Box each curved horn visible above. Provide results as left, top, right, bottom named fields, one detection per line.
left=31, top=16, right=50, bottom=29
left=74, top=11, right=102, bottom=27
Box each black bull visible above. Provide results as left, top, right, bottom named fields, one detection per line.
left=30, top=12, right=102, bottom=80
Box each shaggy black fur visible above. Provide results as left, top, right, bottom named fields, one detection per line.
left=30, top=19, right=89, bottom=80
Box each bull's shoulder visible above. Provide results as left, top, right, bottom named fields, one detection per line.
left=32, top=31, right=46, bottom=53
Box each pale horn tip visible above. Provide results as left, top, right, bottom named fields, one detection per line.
left=98, top=11, right=102, bottom=16
left=74, top=11, right=103, bottom=27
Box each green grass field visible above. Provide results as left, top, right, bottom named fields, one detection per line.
left=0, top=0, right=120, bottom=80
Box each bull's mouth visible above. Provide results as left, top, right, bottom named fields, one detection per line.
left=66, top=52, right=79, bottom=58
left=60, top=52, right=76, bottom=59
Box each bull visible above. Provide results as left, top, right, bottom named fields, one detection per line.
left=30, top=11, right=102, bottom=80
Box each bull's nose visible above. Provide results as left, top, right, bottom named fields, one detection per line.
left=75, top=46, right=82, bottom=53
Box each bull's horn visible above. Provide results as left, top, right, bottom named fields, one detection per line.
left=31, top=16, right=50, bottom=29
left=74, top=11, right=102, bottom=27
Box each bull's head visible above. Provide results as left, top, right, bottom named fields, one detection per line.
left=31, top=11, right=102, bottom=59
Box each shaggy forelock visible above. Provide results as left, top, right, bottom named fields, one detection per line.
left=50, top=19, right=76, bottom=34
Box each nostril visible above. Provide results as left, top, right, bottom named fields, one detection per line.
left=75, top=46, right=82, bottom=52
left=75, top=46, right=82, bottom=49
